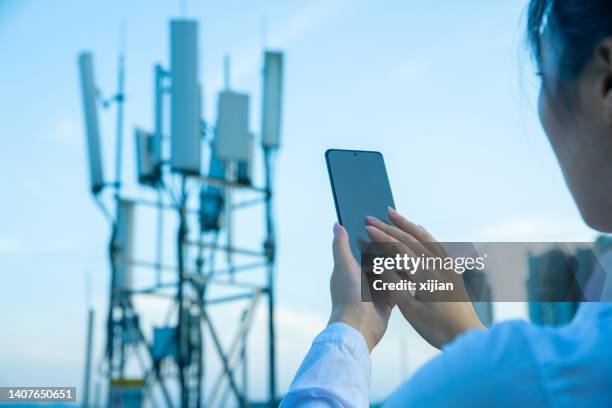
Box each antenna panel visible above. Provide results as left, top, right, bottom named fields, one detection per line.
left=215, top=91, right=250, bottom=161
left=115, top=200, right=135, bottom=290
left=200, top=148, right=225, bottom=232
left=237, top=134, right=254, bottom=185
left=135, top=128, right=161, bottom=185
left=170, top=20, right=201, bottom=174
left=261, top=51, right=284, bottom=148
left=78, top=52, right=105, bottom=193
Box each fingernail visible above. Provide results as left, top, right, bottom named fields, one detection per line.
left=333, top=222, right=342, bottom=237
left=366, top=215, right=380, bottom=225
left=388, top=206, right=397, bottom=214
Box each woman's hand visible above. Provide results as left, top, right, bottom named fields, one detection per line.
left=366, top=207, right=485, bottom=349
left=328, top=223, right=394, bottom=352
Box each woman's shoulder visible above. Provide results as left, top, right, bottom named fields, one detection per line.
left=445, top=316, right=612, bottom=405
left=384, top=320, right=547, bottom=407
left=444, top=319, right=538, bottom=369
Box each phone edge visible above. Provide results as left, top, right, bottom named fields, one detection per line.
left=325, top=149, right=344, bottom=226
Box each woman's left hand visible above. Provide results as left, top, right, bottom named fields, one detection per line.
left=328, top=222, right=394, bottom=352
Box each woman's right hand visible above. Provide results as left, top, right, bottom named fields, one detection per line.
left=365, top=207, right=485, bottom=349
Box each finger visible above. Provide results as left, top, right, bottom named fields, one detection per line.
left=379, top=266, right=420, bottom=312
left=332, top=223, right=358, bottom=267
left=387, top=208, right=446, bottom=256
left=366, top=225, right=420, bottom=259
left=366, top=215, right=432, bottom=257
left=397, top=296, right=420, bottom=321
left=366, top=225, right=399, bottom=243
left=366, top=225, right=431, bottom=285
left=362, top=228, right=415, bottom=305
left=366, top=225, right=417, bottom=267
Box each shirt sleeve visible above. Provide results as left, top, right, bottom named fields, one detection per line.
left=280, top=322, right=371, bottom=408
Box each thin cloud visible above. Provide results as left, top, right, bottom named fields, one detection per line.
left=0, top=235, right=25, bottom=255
left=209, top=0, right=349, bottom=90
left=391, top=57, right=429, bottom=83
left=48, top=116, right=82, bottom=150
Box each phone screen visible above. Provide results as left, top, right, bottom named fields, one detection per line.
left=326, top=149, right=396, bottom=261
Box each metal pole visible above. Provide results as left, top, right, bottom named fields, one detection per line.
left=225, top=161, right=237, bottom=278
left=154, top=64, right=164, bottom=178
left=176, top=177, right=189, bottom=408
left=263, top=148, right=277, bottom=407
left=107, top=46, right=126, bottom=406
left=83, top=309, right=95, bottom=408
left=206, top=291, right=260, bottom=407
left=106, top=225, right=118, bottom=408
left=113, top=48, right=125, bottom=377
left=94, top=383, right=101, bottom=408
left=154, top=64, right=163, bottom=150
left=156, top=189, right=164, bottom=285
left=154, top=64, right=165, bottom=287
left=202, top=310, right=245, bottom=407
left=240, top=309, right=248, bottom=408
left=195, top=230, right=206, bottom=408
left=114, top=44, right=126, bottom=191
left=133, top=320, right=174, bottom=408
left=196, top=313, right=204, bottom=408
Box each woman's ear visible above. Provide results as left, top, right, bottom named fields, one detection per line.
left=603, top=90, right=612, bottom=124
left=597, top=39, right=612, bottom=124
left=603, top=74, right=612, bottom=124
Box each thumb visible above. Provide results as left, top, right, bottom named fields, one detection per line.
left=333, top=223, right=357, bottom=267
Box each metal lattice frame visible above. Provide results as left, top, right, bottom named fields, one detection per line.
left=90, top=53, right=278, bottom=408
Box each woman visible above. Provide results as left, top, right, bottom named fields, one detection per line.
left=281, top=0, right=612, bottom=406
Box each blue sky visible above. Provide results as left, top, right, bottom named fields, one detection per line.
left=0, top=0, right=597, bottom=403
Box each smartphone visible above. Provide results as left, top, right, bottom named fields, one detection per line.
left=325, top=149, right=396, bottom=261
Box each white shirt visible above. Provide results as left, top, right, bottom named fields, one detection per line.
left=281, top=304, right=612, bottom=407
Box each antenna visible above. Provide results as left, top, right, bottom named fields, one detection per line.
left=170, top=20, right=201, bottom=174
left=119, top=20, right=127, bottom=54
left=153, top=64, right=165, bottom=173
left=237, top=134, right=254, bottom=185
left=114, top=199, right=135, bottom=290
left=135, top=128, right=160, bottom=185
left=114, top=44, right=126, bottom=190
left=82, top=308, right=95, bottom=408
left=199, top=149, right=225, bottom=231
left=224, top=54, right=231, bottom=90
left=84, top=269, right=93, bottom=308
left=261, top=51, right=284, bottom=149
left=214, top=90, right=250, bottom=161
left=78, top=52, right=105, bottom=193
left=260, top=18, right=268, bottom=49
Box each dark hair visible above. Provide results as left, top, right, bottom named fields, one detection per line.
left=528, top=0, right=612, bottom=83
